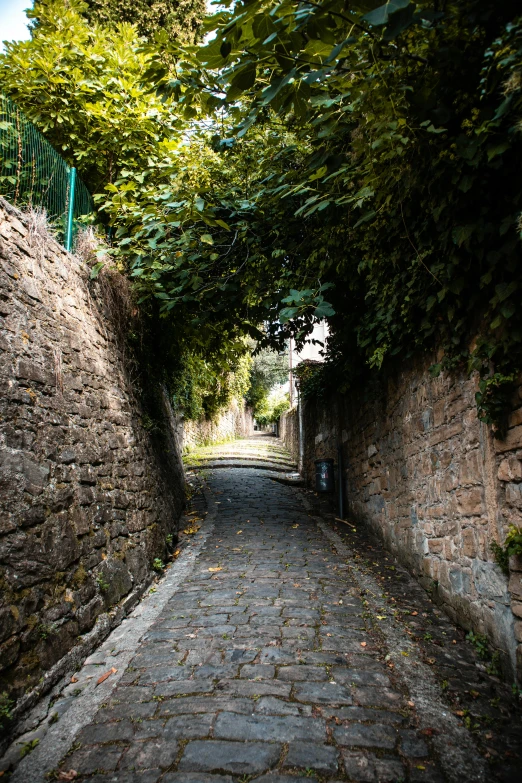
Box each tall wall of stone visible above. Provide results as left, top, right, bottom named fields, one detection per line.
left=182, top=397, right=254, bottom=453
left=278, top=405, right=299, bottom=465
left=281, top=356, right=522, bottom=681
left=0, top=200, right=185, bottom=709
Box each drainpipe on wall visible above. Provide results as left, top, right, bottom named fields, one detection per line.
left=289, top=336, right=294, bottom=408
left=337, top=442, right=344, bottom=519
left=298, top=387, right=304, bottom=476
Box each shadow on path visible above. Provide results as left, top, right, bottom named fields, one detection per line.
left=5, top=436, right=522, bottom=782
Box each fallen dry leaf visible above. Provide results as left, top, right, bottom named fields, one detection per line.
left=407, top=700, right=415, bottom=708
left=208, top=567, right=222, bottom=572
left=70, top=676, right=78, bottom=683
left=360, top=642, right=367, bottom=648
left=236, top=530, right=243, bottom=535
left=57, top=771, right=78, bottom=781
left=411, top=611, right=418, bottom=616
left=96, top=667, right=117, bottom=686
left=292, top=524, right=299, bottom=528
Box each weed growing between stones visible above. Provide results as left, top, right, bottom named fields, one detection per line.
left=96, top=575, right=110, bottom=594
left=466, top=631, right=500, bottom=676
left=152, top=559, right=165, bottom=573
left=19, top=738, right=39, bottom=758
left=0, top=693, right=14, bottom=736
left=491, top=526, right=522, bottom=576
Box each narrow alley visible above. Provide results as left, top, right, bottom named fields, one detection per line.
left=5, top=437, right=522, bottom=783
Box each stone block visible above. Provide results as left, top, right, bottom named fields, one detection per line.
left=460, top=449, right=483, bottom=485
left=508, top=407, right=522, bottom=428
left=427, top=539, right=443, bottom=554
left=461, top=528, right=477, bottom=558
left=448, top=566, right=472, bottom=596
left=495, top=424, right=522, bottom=453
left=77, top=486, right=96, bottom=506
left=214, top=712, right=325, bottom=743
left=429, top=421, right=462, bottom=447
left=96, top=557, right=133, bottom=606
left=498, top=456, right=522, bottom=482
left=16, top=359, right=50, bottom=385
left=283, top=742, right=338, bottom=773
left=70, top=505, right=90, bottom=535
left=506, top=482, right=522, bottom=507
left=456, top=486, right=484, bottom=516
left=0, top=635, right=20, bottom=672
left=178, top=741, right=281, bottom=774
left=509, top=572, right=522, bottom=601
left=334, top=723, right=397, bottom=749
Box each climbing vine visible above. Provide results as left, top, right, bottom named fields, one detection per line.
left=147, top=0, right=522, bottom=429
left=2, top=0, right=522, bottom=429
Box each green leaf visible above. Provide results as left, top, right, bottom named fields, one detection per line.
left=452, top=225, right=475, bottom=247
left=363, top=0, right=412, bottom=26
left=495, top=281, right=517, bottom=302
left=89, top=261, right=104, bottom=280
left=230, top=63, right=257, bottom=92
left=279, top=306, right=299, bottom=323
left=252, top=14, right=277, bottom=41
left=220, top=41, right=232, bottom=59
left=314, top=302, right=335, bottom=318
left=200, top=234, right=214, bottom=245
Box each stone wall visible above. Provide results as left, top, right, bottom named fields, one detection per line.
left=0, top=200, right=185, bottom=710
left=182, top=397, right=254, bottom=453
left=278, top=405, right=299, bottom=465
left=281, top=356, right=522, bottom=681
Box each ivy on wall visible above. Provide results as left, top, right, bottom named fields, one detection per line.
left=2, top=1, right=522, bottom=432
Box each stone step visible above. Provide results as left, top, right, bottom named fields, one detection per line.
left=186, top=453, right=296, bottom=469
left=186, top=459, right=298, bottom=474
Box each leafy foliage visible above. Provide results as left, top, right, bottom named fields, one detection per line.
left=151, top=0, right=522, bottom=429
left=246, top=345, right=289, bottom=415
left=1, top=0, right=180, bottom=193
left=80, top=0, right=205, bottom=43
left=492, top=525, right=522, bottom=575
left=0, top=691, right=13, bottom=735
left=254, top=388, right=290, bottom=428
left=3, top=0, right=522, bottom=432
left=168, top=343, right=251, bottom=421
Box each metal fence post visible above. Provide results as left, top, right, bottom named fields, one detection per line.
left=65, top=166, right=77, bottom=252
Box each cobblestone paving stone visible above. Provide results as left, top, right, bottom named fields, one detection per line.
left=44, top=436, right=521, bottom=783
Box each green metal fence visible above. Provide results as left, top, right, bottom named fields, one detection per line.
left=0, top=94, right=93, bottom=251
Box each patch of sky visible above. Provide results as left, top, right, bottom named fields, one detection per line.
left=0, top=0, right=32, bottom=52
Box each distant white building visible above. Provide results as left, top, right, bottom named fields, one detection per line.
left=288, top=321, right=329, bottom=406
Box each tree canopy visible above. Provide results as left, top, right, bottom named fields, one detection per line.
left=81, top=0, right=205, bottom=43
left=1, top=0, right=521, bottom=429
left=32, top=0, right=206, bottom=44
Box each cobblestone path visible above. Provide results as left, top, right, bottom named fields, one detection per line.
left=8, top=436, right=522, bottom=782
